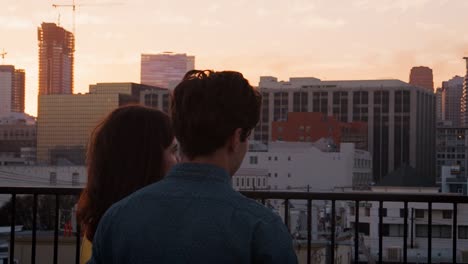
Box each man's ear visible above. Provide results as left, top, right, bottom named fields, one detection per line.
left=227, top=128, right=243, bottom=153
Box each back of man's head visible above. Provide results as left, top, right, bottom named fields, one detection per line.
left=171, top=70, right=261, bottom=160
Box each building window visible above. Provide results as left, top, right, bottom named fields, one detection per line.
left=288, top=173, right=291, bottom=178
left=400, top=208, right=407, bottom=218
left=274, top=173, right=278, bottom=178
left=379, top=208, right=387, bottom=217
left=241, top=178, right=244, bottom=186
left=459, top=226, right=468, bottom=239
left=365, top=208, right=370, bottom=217
left=72, top=172, right=79, bottom=186
left=250, top=156, right=258, bottom=164
left=415, top=209, right=425, bottom=218
left=442, top=210, right=452, bottom=219
left=416, top=225, right=451, bottom=238
left=274, top=156, right=278, bottom=161
left=49, top=172, right=57, bottom=186
left=288, top=156, right=291, bottom=161
left=246, top=178, right=250, bottom=187
left=236, top=178, right=239, bottom=186
left=382, top=224, right=404, bottom=237
left=351, top=222, right=370, bottom=236
left=268, top=156, right=271, bottom=161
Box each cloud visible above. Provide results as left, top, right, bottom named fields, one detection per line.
left=302, top=17, right=346, bottom=29
left=0, top=16, right=35, bottom=30
left=353, top=0, right=431, bottom=12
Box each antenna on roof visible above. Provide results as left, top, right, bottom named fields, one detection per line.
left=0, top=49, right=7, bottom=64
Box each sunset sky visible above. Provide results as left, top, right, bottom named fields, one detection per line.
left=2, top=0, right=468, bottom=116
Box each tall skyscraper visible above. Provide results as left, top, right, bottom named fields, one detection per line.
left=38, top=22, right=74, bottom=95
left=256, top=77, right=435, bottom=183
left=409, top=66, right=434, bottom=91
left=140, top=52, right=195, bottom=88
left=0, top=65, right=26, bottom=116
left=436, top=88, right=443, bottom=123
left=441, top=76, right=464, bottom=127
left=462, top=58, right=468, bottom=127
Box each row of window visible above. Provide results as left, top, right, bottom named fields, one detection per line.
left=350, top=208, right=453, bottom=219
left=353, top=223, right=466, bottom=239
left=249, top=155, right=292, bottom=164
left=234, top=177, right=267, bottom=188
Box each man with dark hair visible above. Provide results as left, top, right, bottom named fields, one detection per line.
left=88, top=70, right=297, bottom=263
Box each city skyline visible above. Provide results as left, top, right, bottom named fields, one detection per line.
left=2, top=0, right=468, bottom=116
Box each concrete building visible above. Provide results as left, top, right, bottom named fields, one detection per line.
left=240, top=142, right=372, bottom=191
left=441, top=166, right=466, bottom=195
left=0, top=165, right=85, bottom=187
left=140, top=88, right=171, bottom=113
left=409, top=66, right=434, bottom=91
left=442, top=76, right=464, bottom=127
left=436, top=126, right=468, bottom=180
left=436, top=88, right=443, bottom=122
left=271, top=112, right=368, bottom=150
left=0, top=66, right=25, bottom=116
left=255, top=77, right=435, bottom=183
left=38, top=23, right=74, bottom=95
left=461, top=58, right=468, bottom=127
left=37, top=83, right=160, bottom=165
left=345, top=185, right=468, bottom=263
left=0, top=113, right=36, bottom=165
left=140, top=52, right=195, bottom=89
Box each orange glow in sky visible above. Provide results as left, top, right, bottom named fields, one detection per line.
left=2, top=0, right=468, bottom=116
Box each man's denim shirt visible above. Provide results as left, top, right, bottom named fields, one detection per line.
left=88, top=163, right=298, bottom=264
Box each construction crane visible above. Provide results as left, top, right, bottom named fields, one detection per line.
left=0, top=49, right=6, bottom=64
left=52, top=0, right=77, bottom=35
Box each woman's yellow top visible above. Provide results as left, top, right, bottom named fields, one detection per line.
left=80, top=236, right=92, bottom=264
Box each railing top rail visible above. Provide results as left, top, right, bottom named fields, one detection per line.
left=0, top=187, right=467, bottom=204
left=241, top=191, right=468, bottom=203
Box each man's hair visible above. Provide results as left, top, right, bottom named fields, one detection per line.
left=171, top=70, right=261, bottom=159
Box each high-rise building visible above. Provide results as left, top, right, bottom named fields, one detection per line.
left=436, top=88, right=443, bottom=123
left=461, top=58, right=468, bottom=127
left=0, top=65, right=26, bottom=116
left=140, top=52, right=195, bottom=88
left=38, top=22, right=74, bottom=95
left=409, top=66, right=434, bottom=91
left=255, top=77, right=435, bottom=183
left=436, top=126, right=468, bottom=181
left=37, top=83, right=162, bottom=165
left=442, top=76, right=464, bottom=127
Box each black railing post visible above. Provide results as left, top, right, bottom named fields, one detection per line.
left=54, top=194, right=60, bottom=264
left=31, top=194, right=38, bottom=264
left=403, top=202, right=408, bottom=264
left=9, top=194, right=16, bottom=264
left=453, top=202, right=457, bottom=264
left=330, top=200, right=336, bottom=264
left=428, top=202, right=432, bottom=264
left=354, top=200, right=359, bottom=264
left=76, top=213, right=81, bottom=264
left=284, top=199, right=289, bottom=231
left=378, top=201, right=383, bottom=264
left=307, top=199, right=312, bottom=264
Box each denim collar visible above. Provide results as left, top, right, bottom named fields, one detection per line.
left=166, top=163, right=231, bottom=185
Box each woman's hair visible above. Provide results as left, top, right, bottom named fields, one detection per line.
left=77, top=105, right=174, bottom=241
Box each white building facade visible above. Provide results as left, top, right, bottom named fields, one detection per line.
left=239, top=142, right=372, bottom=191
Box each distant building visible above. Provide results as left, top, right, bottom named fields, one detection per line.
left=271, top=112, right=368, bottom=150
left=0, top=165, right=85, bottom=186
left=38, top=22, right=74, bottom=95
left=140, top=52, right=195, bottom=88
left=0, top=113, right=36, bottom=165
left=409, top=66, right=434, bottom=91
left=440, top=165, right=466, bottom=195
left=240, top=142, right=373, bottom=191
left=0, top=66, right=25, bottom=116
left=436, top=88, right=443, bottom=122
left=344, top=185, right=468, bottom=263
left=140, top=88, right=171, bottom=113
left=37, top=82, right=161, bottom=165
left=442, top=76, right=464, bottom=127
left=436, top=126, right=468, bottom=180
left=255, top=77, right=435, bottom=183
left=461, top=58, right=468, bottom=126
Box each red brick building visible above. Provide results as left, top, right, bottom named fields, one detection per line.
left=271, top=112, right=368, bottom=150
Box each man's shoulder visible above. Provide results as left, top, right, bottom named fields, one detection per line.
left=229, top=192, right=282, bottom=224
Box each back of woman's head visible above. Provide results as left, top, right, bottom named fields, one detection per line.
left=77, top=105, right=174, bottom=241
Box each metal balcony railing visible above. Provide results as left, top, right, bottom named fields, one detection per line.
left=1, top=187, right=468, bottom=264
